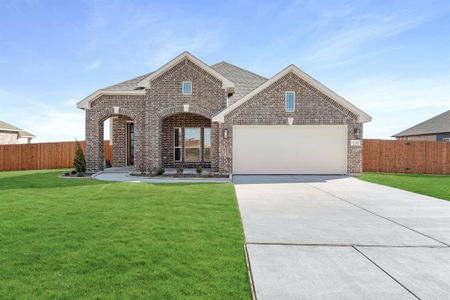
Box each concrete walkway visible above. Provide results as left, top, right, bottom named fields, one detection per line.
left=234, top=175, right=450, bottom=299
left=94, top=168, right=230, bottom=183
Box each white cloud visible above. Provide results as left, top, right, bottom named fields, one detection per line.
left=85, top=57, right=103, bottom=71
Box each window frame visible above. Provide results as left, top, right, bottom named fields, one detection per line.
left=184, top=127, right=201, bottom=162
left=174, top=127, right=182, bottom=162
left=443, top=137, right=450, bottom=142
left=204, top=128, right=211, bottom=162
left=182, top=81, right=192, bottom=95
left=285, top=91, right=296, bottom=112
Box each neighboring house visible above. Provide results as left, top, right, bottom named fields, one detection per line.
left=77, top=52, right=371, bottom=175
left=0, top=120, right=35, bottom=144
left=393, top=110, right=450, bottom=141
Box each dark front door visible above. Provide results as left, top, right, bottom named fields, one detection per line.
left=127, top=123, right=134, bottom=165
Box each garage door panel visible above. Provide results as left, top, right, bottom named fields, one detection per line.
left=233, top=125, right=347, bottom=174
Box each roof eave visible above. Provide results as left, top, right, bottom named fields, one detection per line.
left=76, top=90, right=146, bottom=110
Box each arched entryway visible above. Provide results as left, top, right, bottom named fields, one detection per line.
left=85, top=107, right=144, bottom=173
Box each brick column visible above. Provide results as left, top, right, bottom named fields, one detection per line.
left=111, top=117, right=127, bottom=167
left=218, top=122, right=233, bottom=174
left=211, top=122, right=220, bottom=172
left=347, top=122, right=363, bottom=175
left=133, top=117, right=145, bottom=173
left=85, top=111, right=104, bottom=173
left=148, top=116, right=161, bottom=173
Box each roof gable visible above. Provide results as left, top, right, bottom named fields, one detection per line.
left=137, top=52, right=234, bottom=92
left=393, top=109, right=450, bottom=137
left=212, top=65, right=372, bottom=123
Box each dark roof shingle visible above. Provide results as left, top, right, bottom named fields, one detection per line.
left=393, top=109, right=450, bottom=137
left=210, top=61, right=267, bottom=105
left=99, top=62, right=267, bottom=105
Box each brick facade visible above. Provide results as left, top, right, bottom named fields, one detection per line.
left=218, top=73, right=363, bottom=174
left=84, top=58, right=226, bottom=173
left=84, top=57, right=365, bottom=175
left=0, top=131, right=19, bottom=144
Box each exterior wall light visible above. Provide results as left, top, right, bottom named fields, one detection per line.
left=354, top=128, right=361, bottom=139
left=223, top=128, right=229, bottom=139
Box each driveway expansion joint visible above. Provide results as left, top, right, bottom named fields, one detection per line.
left=352, top=246, right=421, bottom=300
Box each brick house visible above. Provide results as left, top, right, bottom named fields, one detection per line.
left=77, top=52, right=371, bottom=175
left=0, top=120, right=35, bottom=144
left=393, top=110, right=450, bottom=142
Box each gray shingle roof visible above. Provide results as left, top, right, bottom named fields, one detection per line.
left=393, top=109, right=450, bottom=137
left=99, top=62, right=267, bottom=104
left=100, top=72, right=152, bottom=91
left=0, top=120, right=35, bottom=138
left=19, top=130, right=36, bottom=138
left=210, top=61, right=267, bottom=105
left=0, top=120, right=22, bottom=132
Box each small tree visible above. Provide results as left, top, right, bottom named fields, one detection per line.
left=73, top=140, right=86, bottom=173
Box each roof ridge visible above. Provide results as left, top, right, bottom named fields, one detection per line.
left=211, top=61, right=268, bottom=80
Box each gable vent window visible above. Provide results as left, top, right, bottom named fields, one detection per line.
left=182, top=81, right=192, bottom=95
left=285, top=91, right=295, bottom=112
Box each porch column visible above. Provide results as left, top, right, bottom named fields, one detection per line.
left=145, top=114, right=162, bottom=173
left=85, top=110, right=104, bottom=173
left=111, top=116, right=127, bottom=167
left=211, top=122, right=220, bottom=172
left=133, top=117, right=145, bottom=173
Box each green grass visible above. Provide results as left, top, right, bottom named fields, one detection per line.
left=0, top=170, right=251, bottom=299
left=358, top=172, right=450, bottom=201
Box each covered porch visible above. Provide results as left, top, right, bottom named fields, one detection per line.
left=85, top=106, right=220, bottom=174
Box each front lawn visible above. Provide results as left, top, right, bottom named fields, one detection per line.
left=358, top=172, right=450, bottom=201
left=0, top=170, right=250, bottom=299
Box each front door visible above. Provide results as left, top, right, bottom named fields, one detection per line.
left=127, top=122, right=134, bottom=165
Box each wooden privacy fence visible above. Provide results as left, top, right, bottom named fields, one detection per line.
left=0, top=141, right=112, bottom=171
left=363, top=139, right=450, bottom=175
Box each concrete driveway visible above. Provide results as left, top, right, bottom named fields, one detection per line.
left=233, top=175, right=450, bottom=299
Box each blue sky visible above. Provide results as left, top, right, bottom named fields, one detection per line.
left=1, top=0, right=449, bottom=142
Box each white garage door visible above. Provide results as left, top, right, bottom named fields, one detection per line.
left=232, top=125, right=347, bottom=174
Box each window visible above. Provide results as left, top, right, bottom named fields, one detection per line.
left=185, top=128, right=200, bottom=161
left=174, top=128, right=182, bottom=161
left=285, top=91, right=295, bottom=112
left=204, top=128, right=211, bottom=162
left=182, top=81, right=192, bottom=95
left=443, top=137, right=450, bottom=142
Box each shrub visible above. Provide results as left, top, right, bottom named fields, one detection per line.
left=73, top=141, right=86, bottom=173
left=156, top=167, right=165, bottom=176
left=196, top=166, right=203, bottom=174
left=64, top=172, right=70, bottom=176
left=176, top=166, right=184, bottom=175
left=71, top=170, right=76, bottom=175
